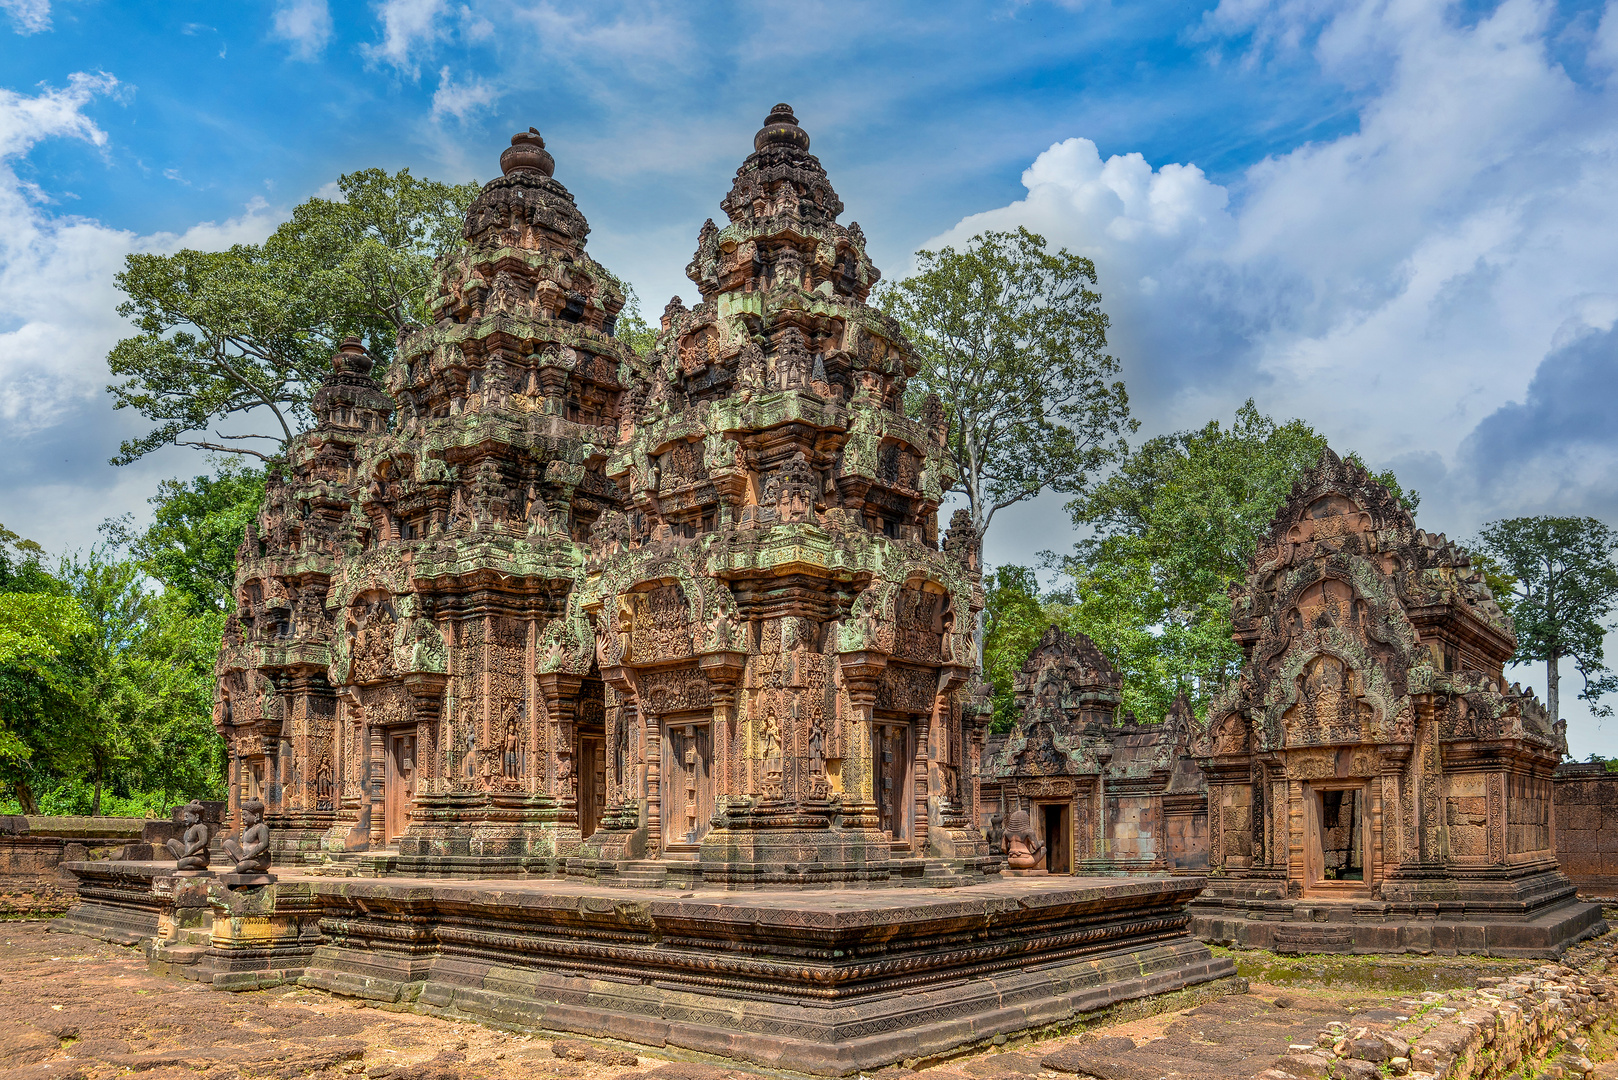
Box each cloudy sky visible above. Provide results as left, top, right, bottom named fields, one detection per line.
left=1, top=0, right=1616, bottom=752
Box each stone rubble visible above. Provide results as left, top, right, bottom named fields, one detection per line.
left=1264, top=935, right=1618, bottom=1080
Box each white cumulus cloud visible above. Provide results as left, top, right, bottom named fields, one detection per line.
left=924, top=0, right=1618, bottom=532
left=430, top=66, right=498, bottom=123
left=363, top=0, right=449, bottom=75
left=0, top=74, right=279, bottom=435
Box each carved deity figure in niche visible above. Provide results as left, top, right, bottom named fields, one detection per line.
left=314, top=756, right=336, bottom=811
left=166, top=800, right=211, bottom=872
left=223, top=798, right=272, bottom=874
left=758, top=709, right=783, bottom=795
left=1003, top=807, right=1047, bottom=870
left=1288, top=654, right=1370, bottom=745
left=501, top=701, right=523, bottom=782
left=525, top=483, right=554, bottom=536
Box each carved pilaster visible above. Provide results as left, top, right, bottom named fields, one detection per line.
left=538, top=671, right=583, bottom=817
left=837, top=650, right=886, bottom=829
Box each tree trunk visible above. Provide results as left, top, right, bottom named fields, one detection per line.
left=14, top=777, right=38, bottom=816
left=1548, top=654, right=1561, bottom=722
left=92, top=757, right=103, bottom=817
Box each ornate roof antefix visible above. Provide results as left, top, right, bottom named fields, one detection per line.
left=1194, top=446, right=1554, bottom=763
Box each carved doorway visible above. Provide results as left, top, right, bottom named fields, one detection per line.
left=384, top=730, right=417, bottom=843
left=1304, top=780, right=1369, bottom=897
left=874, top=721, right=912, bottom=850
left=577, top=733, right=606, bottom=839
left=1040, top=803, right=1071, bottom=874
left=663, top=722, right=713, bottom=851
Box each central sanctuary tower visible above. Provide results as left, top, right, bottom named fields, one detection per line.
left=214, top=105, right=992, bottom=886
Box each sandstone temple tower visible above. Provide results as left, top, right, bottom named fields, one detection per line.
left=1188, top=449, right=1600, bottom=953
left=213, top=106, right=992, bottom=886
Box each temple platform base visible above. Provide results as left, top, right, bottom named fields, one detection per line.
left=1190, top=893, right=1606, bottom=957
left=58, top=863, right=1236, bottom=1075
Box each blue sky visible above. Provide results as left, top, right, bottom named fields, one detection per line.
left=2, top=0, right=1617, bottom=753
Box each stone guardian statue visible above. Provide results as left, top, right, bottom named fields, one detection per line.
left=165, top=800, right=212, bottom=876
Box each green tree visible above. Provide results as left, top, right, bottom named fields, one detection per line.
left=0, top=526, right=85, bottom=814
left=982, top=566, right=1050, bottom=729
left=1051, top=402, right=1416, bottom=716
left=1473, top=516, right=1618, bottom=722
left=107, top=168, right=478, bottom=465
left=605, top=277, right=658, bottom=357
left=880, top=227, right=1136, bottom=544
left=52, top=547, right=226, bottom=816
left=102, top=462, right=266, bottom=615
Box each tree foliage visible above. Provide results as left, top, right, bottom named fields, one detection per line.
left=1046, top=402, right=1416, bottom=718
left=102, top=461, right=266, bottom=616
left=1473, top=516, right=1618, bottom=721
left=880, top=227, right=1137, bottom=541
left=107, top=168, right=478, bottom=465
left=0, top=525, right=225, bottom=817
left=0, top=526, right=86, bottom=808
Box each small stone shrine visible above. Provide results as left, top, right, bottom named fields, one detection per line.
left=1188, top=449, right=1603, bottom=955
left=984, top=627, right=1208, bottom=875
left=63, top=108, right=1234, bottom=1074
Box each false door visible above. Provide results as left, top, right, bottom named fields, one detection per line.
left=577, top=733, right=606, bottom=839
left=384, top=730, right=417, bottom=843
left=663, top=722, right=713, bottom=851
left=874, top=721, right=912, bottom=850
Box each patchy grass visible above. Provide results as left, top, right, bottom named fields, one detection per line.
left=1208, top=945, right=1538, bottom=992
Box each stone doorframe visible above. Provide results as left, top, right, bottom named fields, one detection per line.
left=1301, top=777, right=1373, bottom=899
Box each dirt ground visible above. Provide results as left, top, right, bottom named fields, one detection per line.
left=0, top=919, right=1612, bottom=1080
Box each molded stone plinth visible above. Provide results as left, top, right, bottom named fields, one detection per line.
left=218, top=872, right=276, bottom=887
left=58, top=862, right=1235, bottom=1074
left=1190, top=890, right=1605, bottom=957
left=296, top=873, right=1231, bottom=1074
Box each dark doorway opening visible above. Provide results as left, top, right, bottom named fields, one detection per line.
left=1318, top=788, right=1364, bottom=881
left=1042, top=803, right=1071, bottom=874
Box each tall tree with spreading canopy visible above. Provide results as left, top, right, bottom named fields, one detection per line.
left=1473, top=516, right=1618, bottom=722
left=880, top=227, right=1136, bottom=544
left=107, top=168, right=479, bottom=465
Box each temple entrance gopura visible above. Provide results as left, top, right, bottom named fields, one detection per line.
left=983, top=626, right=1210, bottom=877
